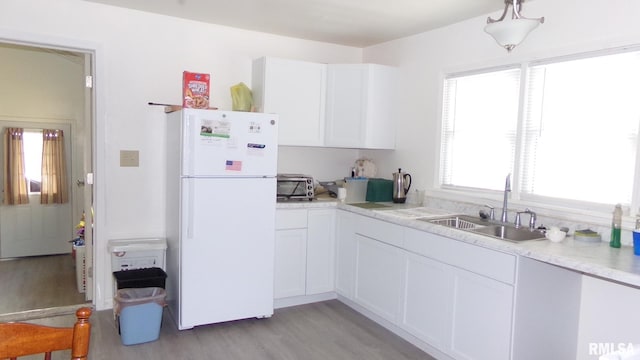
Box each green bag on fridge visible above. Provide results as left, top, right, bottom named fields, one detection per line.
left=230, top=82, right=254, bottom=112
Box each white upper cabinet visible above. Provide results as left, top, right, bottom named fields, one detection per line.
left=252, top=57, right=326, bottom=146
left=325, top=64, right=396, bottom=149
left=253, top=57, right=396, bottom=149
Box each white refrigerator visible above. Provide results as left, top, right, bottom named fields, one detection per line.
left=165, top=108, right=278, bottom=330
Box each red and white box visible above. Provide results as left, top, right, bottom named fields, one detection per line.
left=182, top=71, right=210, bottom=109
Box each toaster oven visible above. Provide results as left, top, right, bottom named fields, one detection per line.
left=277, top=174, right=314, bottom=201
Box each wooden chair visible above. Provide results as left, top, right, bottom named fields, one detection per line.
left=0, top=307, right=92, bottom=360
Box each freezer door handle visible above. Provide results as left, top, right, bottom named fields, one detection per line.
left=183, top=115, right=194, bottom=176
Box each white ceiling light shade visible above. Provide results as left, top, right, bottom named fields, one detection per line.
left=484, top=0, right=544, bottom=52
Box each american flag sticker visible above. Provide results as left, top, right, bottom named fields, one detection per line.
left=225, top=160, right=242, bottom=171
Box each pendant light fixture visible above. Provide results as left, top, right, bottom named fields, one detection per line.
left=485, top=0, right=544, bottom=52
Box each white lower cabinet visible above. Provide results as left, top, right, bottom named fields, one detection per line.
left=274, top=228, right=307, bottom=298
left=401, top=251, right=450, bottom=350
left=274, top=208, right=336, bottom=300
left=306, top=209, right=336, bottom=294
left=400, top=227, right=515, bottom=360
left=354, top=234, right=404, bottom=323
left=335, top=210, right=356, bottom=299
left=448, top=267, right=514, bottom=360
left=280, top=209, right=516, bottom=360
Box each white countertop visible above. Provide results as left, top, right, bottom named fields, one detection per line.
left=277, top=199, right=640, bottom=288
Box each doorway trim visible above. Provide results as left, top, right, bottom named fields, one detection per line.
left=0, top=28, right=107, bottom=310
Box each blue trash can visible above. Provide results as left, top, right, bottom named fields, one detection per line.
left=114, top=287, right=166, bottom=345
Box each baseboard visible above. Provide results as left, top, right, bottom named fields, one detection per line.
left=274, top=292, right=337, bottom=309
left=0, top=304, right=94, bottom=322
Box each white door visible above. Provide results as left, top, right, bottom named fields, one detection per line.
left=354, top=234, right=404, bottom=323
left=182, top=109, right=278, bottom=177
left=306, top=209, right=335, bottom=295
left=274, top=228, right=307, bottom=298
left=179, top=177, right=275, bottom=329
left=325, top=64, right=366, bottom=147
left=0, top=122, right=73, bottom=258
left=402, top=252, right=450, bottom=349
left=253, top=57, right=326, bottom=146
left=335, top=210, right=356, bottom=299
left=448, top=268, right=514, bottom=360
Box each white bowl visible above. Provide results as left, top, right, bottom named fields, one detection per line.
left=546, top=230, right=566, bottom=243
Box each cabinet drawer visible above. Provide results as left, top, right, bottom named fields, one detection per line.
left=276, top=209, right=308, bottom=229
left=355, top=215, right=404, bottom=248
left=404, top=228, right=516, bottom=284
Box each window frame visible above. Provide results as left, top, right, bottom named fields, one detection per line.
left=436, top=45, right=640, bottom=219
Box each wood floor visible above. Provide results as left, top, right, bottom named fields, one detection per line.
left=0, top=254, right=88, bottom=314
left=1, top=256, right=436, bottom=359
left=25, top=300, right=436, bottom=360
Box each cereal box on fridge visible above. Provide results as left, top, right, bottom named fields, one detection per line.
left=182, top=71, right=210, bottom=109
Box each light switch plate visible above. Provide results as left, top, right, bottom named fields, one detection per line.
left=120, top=150, right=139, bottom=167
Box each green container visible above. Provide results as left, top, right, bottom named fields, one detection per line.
left=366, top=178, right=393, bottom=202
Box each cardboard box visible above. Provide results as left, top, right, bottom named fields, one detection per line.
left=182, top=71, right=210, bottom=109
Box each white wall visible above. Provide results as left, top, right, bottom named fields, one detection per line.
left=1, top=0, right=362, bottom=309
left=361, top=0, right=640, bottom=198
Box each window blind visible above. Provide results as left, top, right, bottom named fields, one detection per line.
left=440, top=68, right=521, bottom=191
left=520, top=51, right=640, bottom=205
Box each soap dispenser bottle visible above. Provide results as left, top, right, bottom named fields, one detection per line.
left=610, top=204, right=622, bottom=248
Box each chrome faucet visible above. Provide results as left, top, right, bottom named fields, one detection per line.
left=514, top=208, right=537, bottom=230
left=483, top=204, right=495, bottom=221
left=501, top=174, right=511, bottom=223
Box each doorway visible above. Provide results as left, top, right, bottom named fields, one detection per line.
left=0, top=42, right=94, bottom=315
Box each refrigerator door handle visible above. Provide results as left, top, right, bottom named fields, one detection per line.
left=186, top=179, right=195, bottom=239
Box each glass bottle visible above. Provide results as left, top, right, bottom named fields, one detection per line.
left=610, top=204, right=622, bottom=248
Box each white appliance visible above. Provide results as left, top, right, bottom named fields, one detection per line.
left=165, top=108, right=278, bottom=330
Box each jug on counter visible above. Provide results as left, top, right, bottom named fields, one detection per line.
left=392, top=168, right=412, bottom=203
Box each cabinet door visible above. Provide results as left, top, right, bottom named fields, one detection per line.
left=354, top=234, right=404, bottom=323
left=325, top=64, right=396, bottom=149
left=363, top=64, right=396, bottom=149
left=325, top=64, right=366, bottom=147
left=274, top=229, right=307, bottom=299
left=252, top=57, right=326, bottom=146
left=402, top=252, right=451, bottom=350
left=306, top=209, right=336, bottom=295
left=335, top=210, right=356, bottom=299
left=448, top=268, right=514, bottom=360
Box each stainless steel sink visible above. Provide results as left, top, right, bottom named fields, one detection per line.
left=471, top=225, right=546, bottom=242
left=421, top=214, right=546, bottom=242
left=422, top=215, right=487, bottom=230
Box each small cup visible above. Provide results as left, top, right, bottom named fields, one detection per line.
left=633, top=230, right=640, bottom=256
left=545, top=229, right=566, bottom=243
left=337, top=187, right=347, bottom=202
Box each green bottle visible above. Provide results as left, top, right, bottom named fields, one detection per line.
left=610, top=204, right=622, bottom=248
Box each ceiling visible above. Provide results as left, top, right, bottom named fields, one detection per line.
left=83, top=0, right=505, bottom=47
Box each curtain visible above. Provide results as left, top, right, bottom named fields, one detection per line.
left=3, top=128, right=29, bottom=205
left=41, top=129, right=68, bottom=204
